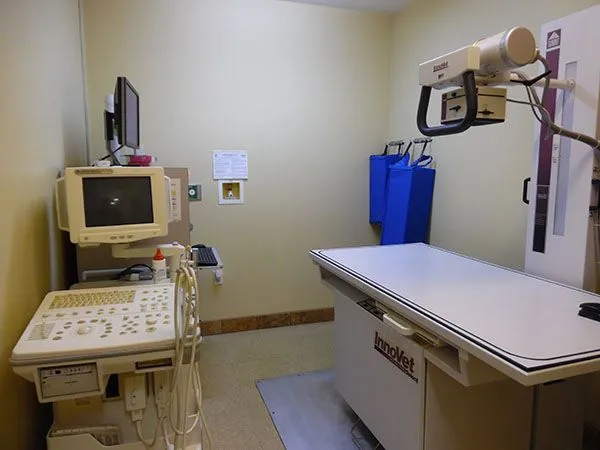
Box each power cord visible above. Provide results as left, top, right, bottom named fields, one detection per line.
left=511, top=63, right=600, bottom=152
left=129, top=252, right=212, bottom=450
left=113, top=263, right=153, bottom=280
left=165, top=254, right=213, bottom=450
left=134, top=418, right=161, bottom=449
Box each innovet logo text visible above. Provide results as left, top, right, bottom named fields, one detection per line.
left=374, top=332, right=418, bottom=383
left=432, top=61, right=448, bottom=73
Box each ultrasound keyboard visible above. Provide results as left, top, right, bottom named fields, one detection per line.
left=11, top=284, right=176, bottom=364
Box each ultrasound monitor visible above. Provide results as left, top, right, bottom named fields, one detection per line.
left=55, top=167, right=169, bottom=246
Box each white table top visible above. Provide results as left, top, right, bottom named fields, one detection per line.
left=311, top=243, right=600, bottom=384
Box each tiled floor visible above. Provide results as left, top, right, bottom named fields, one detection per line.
left=200, top=322, right=334, bottom=450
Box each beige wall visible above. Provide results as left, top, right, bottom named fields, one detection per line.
left=82, top=0, right=392, bottom=320
left=389, top=0, right=600, bottom=270
left=0, top=0, right=87, bottom=447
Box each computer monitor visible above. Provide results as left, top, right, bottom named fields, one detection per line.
left=114, top=76, right=140, bottom=150
left=55, top=167, right=169, bottom=245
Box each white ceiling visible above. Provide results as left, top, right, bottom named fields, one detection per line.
left=280, top=0, right=410, bottom=13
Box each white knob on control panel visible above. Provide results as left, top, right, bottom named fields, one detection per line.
left=77, top=325, right=94, bottom=335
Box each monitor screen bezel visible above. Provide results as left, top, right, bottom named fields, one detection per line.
left=63, top=167, right=168, bottom=245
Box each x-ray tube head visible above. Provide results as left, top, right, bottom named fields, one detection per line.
left=474, top=27, right=538, bottom=76
left=417, top=26, right=539, bottom=136
left=419, top=26, right=538, bottom=89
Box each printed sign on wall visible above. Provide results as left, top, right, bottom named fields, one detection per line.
left=213, top=151, right=248, bottom=180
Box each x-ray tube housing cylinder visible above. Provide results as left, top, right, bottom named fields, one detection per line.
left=474, top=27, right=538, bottom=76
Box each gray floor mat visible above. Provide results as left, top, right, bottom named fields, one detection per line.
left=256, top=369, right=380, bottom=450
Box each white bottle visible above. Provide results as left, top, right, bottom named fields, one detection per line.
left=152, top=248, right=167, bottom=283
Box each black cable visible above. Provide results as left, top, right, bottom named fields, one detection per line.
left=537, top=55, right=552, bottom=111
left=507, top=80, right=543, bottom=125
left=510, top=70, right=552, bottom=88
left=509, top=58, right=550, bottom=126
left=512, top=70, right=600, bottom=151
left=101, top=144, right=124, bottom=165
left=113, top=263, right=153, bottom=280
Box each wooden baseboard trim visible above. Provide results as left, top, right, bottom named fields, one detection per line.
left=201, top=307, right=334, bottom=336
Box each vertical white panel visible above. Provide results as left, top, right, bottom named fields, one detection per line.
left=525, top=5, right=600, bottom=288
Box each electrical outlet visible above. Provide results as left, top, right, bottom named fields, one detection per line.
left=124, top=374, right=146, bottom=411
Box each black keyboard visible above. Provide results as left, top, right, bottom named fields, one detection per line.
left=195, top=247, right=218, bottom=267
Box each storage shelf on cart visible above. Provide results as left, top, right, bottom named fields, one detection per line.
left=47, top=432, right=144, bottom=450
left=47, top=430, right=199, bottom=450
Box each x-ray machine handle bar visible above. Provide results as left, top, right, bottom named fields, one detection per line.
left=417, top=71, right=478, bottom=137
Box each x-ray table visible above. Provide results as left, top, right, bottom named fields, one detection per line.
left=311, top=243, right=600, bottom=450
